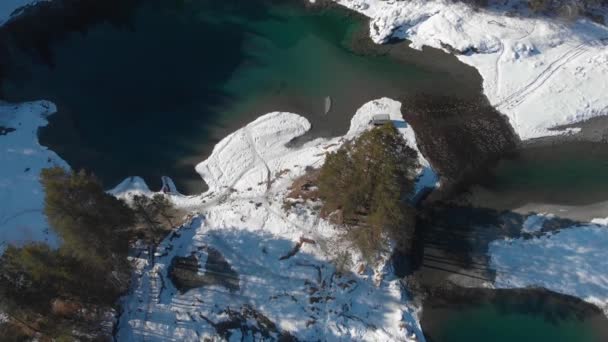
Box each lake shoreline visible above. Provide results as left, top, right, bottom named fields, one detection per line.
left=3, top=0, right=608, bottom=340
left=462, top=138, right=608, bottom=220
left=0, top=0, right=484, bottom=195
left=420, top=287, right=608, bottom=342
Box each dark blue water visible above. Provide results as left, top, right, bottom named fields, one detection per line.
left=1, top=0, right=476, bottom=193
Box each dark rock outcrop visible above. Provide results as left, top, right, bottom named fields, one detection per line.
left=200, top=304, right=298, bottom=342
left=0, top=126, right=16, bottom=136
left=168, top=255, right=206, bottom=292
left=168, top=247, right=239, bottom=293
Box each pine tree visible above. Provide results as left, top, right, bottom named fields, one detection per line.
left=40, top=167, right=135, bottom=269
left=0, top=167, right=140, bottom=339
left=318, top=124, right=419, bottom=260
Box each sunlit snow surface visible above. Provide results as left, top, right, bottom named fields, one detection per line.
left=490, top=222, right=608, bottom=315
left=0, top=101, right=68, bottom=248
left=115, top=98, right=433, bottom=341
left=521, top=213, right=554, bottom=234
left=324, top=0, right=608, bottom=140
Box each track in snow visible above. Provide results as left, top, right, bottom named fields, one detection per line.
left=497, top=43, right=588, bottom=112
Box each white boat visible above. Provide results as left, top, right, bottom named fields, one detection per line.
left=324, top=96, right=332, bottom=115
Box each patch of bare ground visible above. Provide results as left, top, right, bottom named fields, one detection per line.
left=283, top=167, right=321, bottom=210
left=199, top=304, right=297, bottom=341
left=131, top=194, right=189, bottom=246
left=279, top=237, right=317, bottom=260
left=282, top=167, right=350, bottom=226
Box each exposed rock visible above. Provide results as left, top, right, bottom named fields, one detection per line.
left=279, top=237, right=317, bottom=260
left=0, top=126, right=15, bottom=136
left=439, top=41, right=480, bottom=55
left=168, top=255, right=206, bottom=293
left=168, top=248, right=240, bottom=293
left=200, top=304, right=297, bottom=341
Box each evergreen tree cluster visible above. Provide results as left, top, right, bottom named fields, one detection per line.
left=318, top=124, right=419, bottom=261
left=131, top=193, right=180, bottom=245
left=41, top=167, right=135, bottom=268
left=0, top=167, right=138, bottom=339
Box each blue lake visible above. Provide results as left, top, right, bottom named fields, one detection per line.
left=1, top=0, right=477, bottom=193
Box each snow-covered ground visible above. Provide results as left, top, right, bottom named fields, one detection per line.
left=115, top=98, right=433, bottom=341
left=490, top=219, right=608, bottom=315
left=0, top=101, right=68, bottom=248
left=520, top=212, right=554, bottom=233
left=0, top=0, right=45, bottom=26
left=324, top=0, right=608, bottom=140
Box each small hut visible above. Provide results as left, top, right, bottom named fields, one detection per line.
left=370, top=114, right=391, bottom=126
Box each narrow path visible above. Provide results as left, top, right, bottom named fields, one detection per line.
left=490, top=21, right=536, bottom=99
left=244, top=127, right=272, bottom=191
left=493, top=39, right=505, bottom=98
left=496, top=43, right=588, bottom=111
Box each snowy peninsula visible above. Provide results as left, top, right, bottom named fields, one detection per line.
left=113, top=98, right=434, bottom=341
left=324, top=0, right=608, bottom=140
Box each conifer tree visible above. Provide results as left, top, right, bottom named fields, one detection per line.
left=318, top=124, right=419, bottom=260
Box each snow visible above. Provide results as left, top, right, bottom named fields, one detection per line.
left=324, top=0, right=608, bottom=140
left=490, top=221, right=608, bottom=315
left=0, top=311, right=8, bottom=323
left=116, top=98, right=432, bottom=341
left=109, top=176, right=155, bottom=198
left=0, top=101, right=68, bottom=249
left=521, top=213, right=554, bottom=233
left=0, top=0, right=46, bottom=26
left=590, top=217, right=608, bottom=226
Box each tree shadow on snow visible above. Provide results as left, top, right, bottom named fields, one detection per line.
left=122, top=224, right=411, bottom=341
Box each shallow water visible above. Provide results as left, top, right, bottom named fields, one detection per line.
left=1, top=0, right=478, bottom=193
left=422, top=289, right=608, bottom=342
left=472, top=141, right=608, bottom=207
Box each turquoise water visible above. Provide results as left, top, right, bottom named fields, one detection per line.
left=432, top=304, right=598, bottom=342
left=422, top=290, right=608, bottom=342
left=2, top=0, right=471, bottom=193
left=487, top=142, right=608, bottom=205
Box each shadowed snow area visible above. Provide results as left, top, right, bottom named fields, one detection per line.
left=521, top=213, right=555, bottom=233
left=490, top=221, right=608, bottom=316
left=324, top=0, right=608, bottom=139
left=0, top=0, right=45, bottom=25
left=114, top=98, right=432, bottom=341
left=119, top=223, right=418, bottom=341
left=0, top=101, right=68, bottom=248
